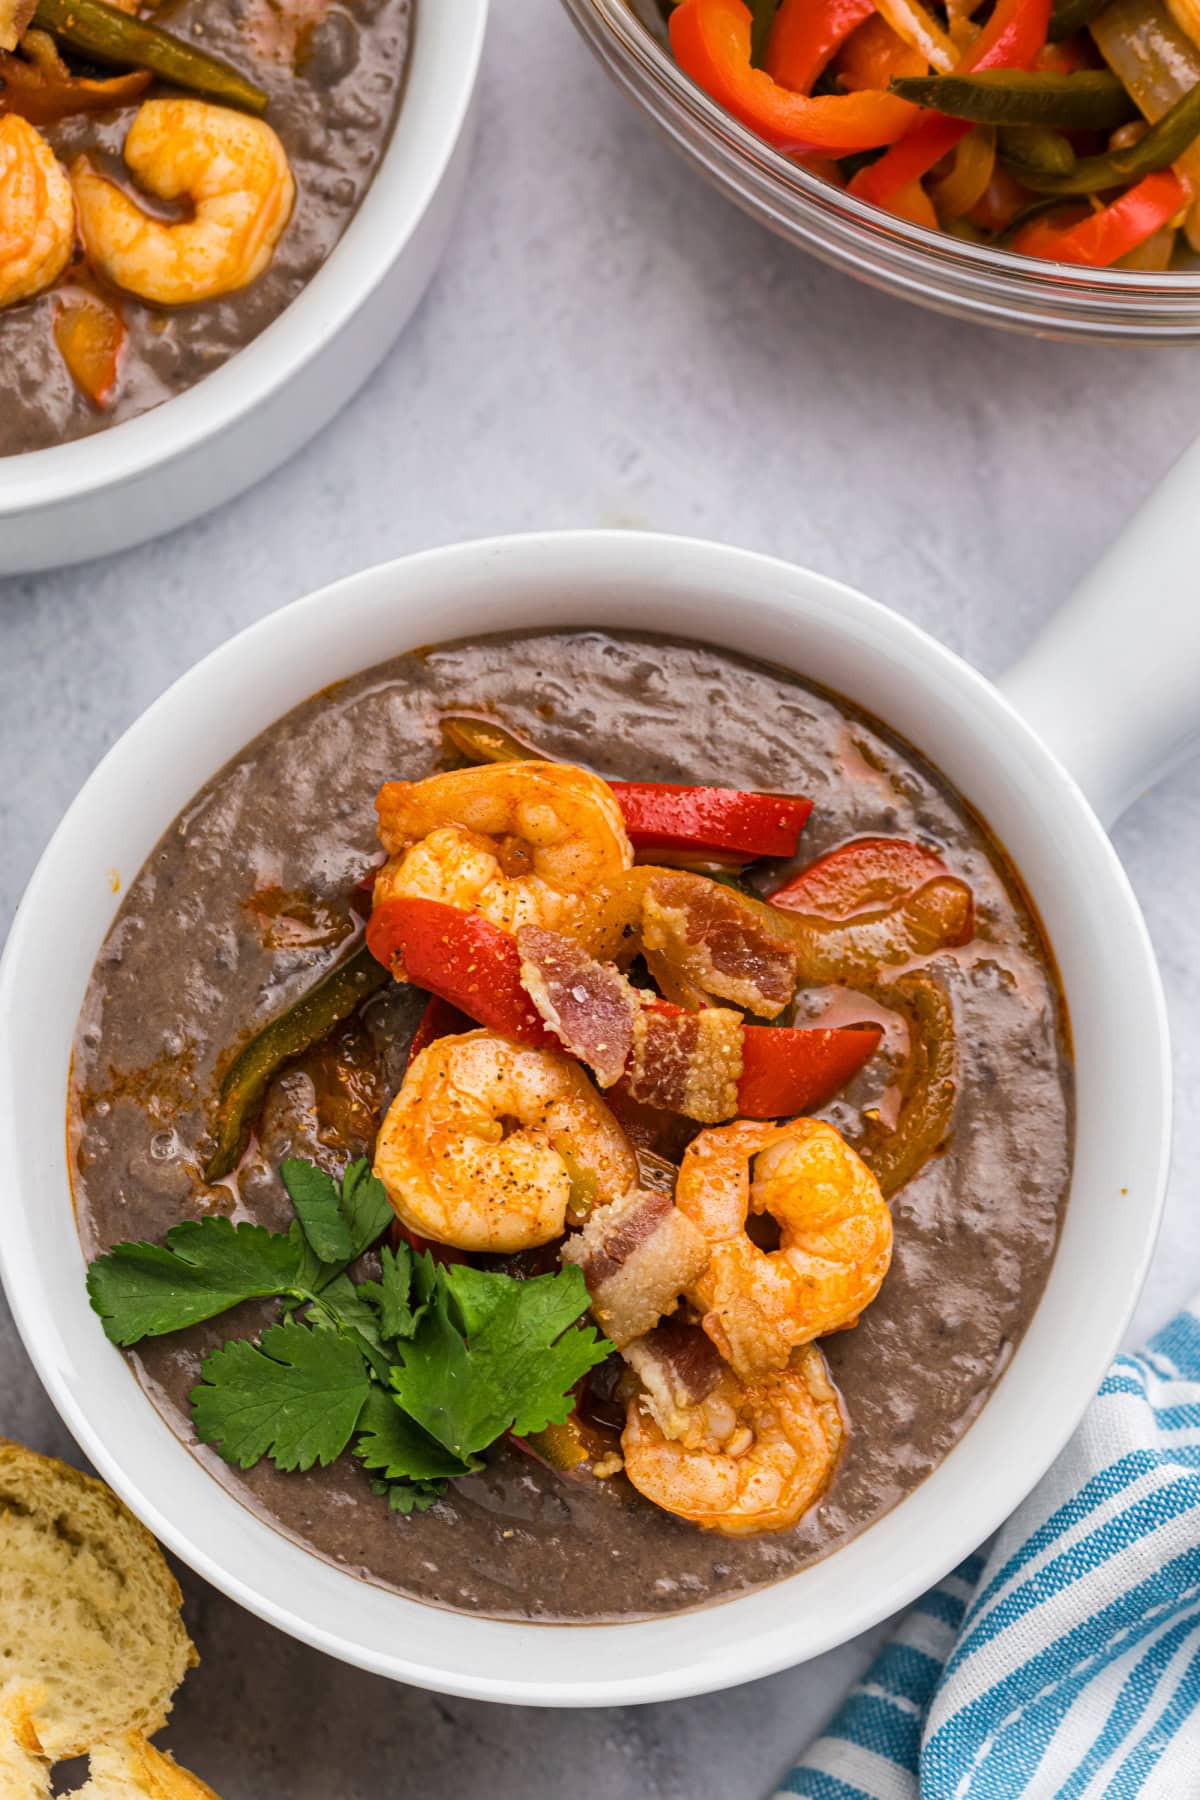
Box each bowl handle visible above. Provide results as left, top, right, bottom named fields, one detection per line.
left=998, top=442, right=1200, bottom=830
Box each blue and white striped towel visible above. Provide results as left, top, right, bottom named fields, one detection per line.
left=774, top=1307, right=1200, bottom=1799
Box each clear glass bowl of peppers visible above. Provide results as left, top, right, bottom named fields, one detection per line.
left=562, top=0, right=1200, bottom=339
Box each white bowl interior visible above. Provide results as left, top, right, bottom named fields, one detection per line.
left=0, top=532, right=1169, bottom=1704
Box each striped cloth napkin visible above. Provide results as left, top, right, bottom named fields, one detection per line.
left=773, top=1307, right=1200, bottom=1800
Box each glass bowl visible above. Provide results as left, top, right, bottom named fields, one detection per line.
left=562, top=0, right=1200, bottom=340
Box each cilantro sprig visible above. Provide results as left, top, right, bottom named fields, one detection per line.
left=87, top=1159, right=611, bottom=1513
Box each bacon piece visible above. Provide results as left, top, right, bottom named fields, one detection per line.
left=641, top=872, right=800, bottom=1018
left=516, top=926, right=637, bottom=1088
left=622, top=1319, right=726, bottom=1442
left=561, top=1188, right=710, bottom=1349
left=623, top=1006, right=743, bottom=1125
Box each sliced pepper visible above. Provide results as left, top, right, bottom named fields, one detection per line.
left=440, top=712, right=813, bottom=868
left=1091, top=0, right=1200, bottom=248
left=368, top=897, right=880, bottom=1122
left=32, top=0, right=268, bottom=113
left=406, top=994, right=471, bottom=1065
left=440, top=712, right=543, bottom=764
left=203, top=941, right=389, bottom=1181
left=1011, top=167, right=1189, bottom=258
left=1000, top=121, right=1078, bottom=174
left=670, top=0, right=919, bottom=155
left=611, top=782, right=812, bottom=866
left=737, top=1019, right=883, bottom=1116
left=1049, top=0, right=1109, bottom=37
left=514, top=1412, right=618, bottom=1475
left=859, top=971, right=957, bottom=1196
left=770, top=836, right=951, bottom=917
left=851, top=0, right=1053, bottom=208
left=366, top=897, right=553, bottom=1046
left=764, top=0, right=875, bottom=92
left=1009, top=79, right=1200, bottom=189
left=890, top=68, right=1135, bottom=128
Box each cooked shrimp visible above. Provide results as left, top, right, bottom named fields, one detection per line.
left=0, top=116, right=74, bottom=310
left=70, top=99, right=294, bottom=306
left=374, top=1028, right=639, bottom=1252
left=677, top=1117, right=892, bottom=1378
left=374, top=762, right=634, bottom=951
left=622, top=1343, right=844, bottom=1536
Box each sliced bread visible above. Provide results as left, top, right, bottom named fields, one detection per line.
left=83, top=1733, right=221, bottom=1799
left=0, top=1440, right=197, bottom=1759
left=0, top=1682, right=51, bottom=1800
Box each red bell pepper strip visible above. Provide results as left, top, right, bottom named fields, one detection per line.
left=406, top=994, right=472, bottom=1065
left=609, top=782, right=812, bottom=865
left=369, top=898, right=880, bottom=1120
left=738, top=1020, right=882, bottom=1116
left=1010, top=170, right=1189, bottom=265
left=366, top=899, right=553, bottom=1046
left=765, top=0, right=875, bottom=94
left=850, top=0, right=1052, bottom=208
left=770, top=836, right=950, bottom=918
left=670, top=0, right=918, bottom=155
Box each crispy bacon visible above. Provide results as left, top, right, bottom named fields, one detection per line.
left=561, top=1189, right=709, bottom=1349
left=622, top=1319, right=726, bottom=1441
left=641, top=872, right=800, bottom=1018
left=623, top=1005, right=743, bottom=1125
left=516, top=926, right=637, bottom=1088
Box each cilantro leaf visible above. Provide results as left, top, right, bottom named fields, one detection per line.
left=338, top=1160, right=394, bottom=1259
left=370, top=1477, right=444, bottom=1515
left=354, top=1386, right=474, bottom=1483
left=470, top=1267, right=613, bottom=1439
left=307, top=1273, right=389, bottom=1352
left=390, top=1264, right=611, bottom=1461
left=280, top=1160, right=355, bottom=1265
left=87, top=1217, right=304, bottom=1346
left=356, top=1243, right=424, bottom=1343
left=442, top=1261, right=511, bottom=1336
left=191, top=1319, right=371, bottom=1472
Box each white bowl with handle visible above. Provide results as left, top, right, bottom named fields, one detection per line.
left=1, top=477, right=1197, bottom=1701
left=0, top=0, right=488, bottom=576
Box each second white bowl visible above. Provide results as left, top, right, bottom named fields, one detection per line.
left=0, top=0, right=488, bottom=576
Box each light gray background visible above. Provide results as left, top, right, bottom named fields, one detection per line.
left=3, top=5, right=1199, bottom=1795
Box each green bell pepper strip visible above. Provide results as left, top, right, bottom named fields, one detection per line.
left=33, top=0, right=268, bottom=114
left=1048, top=0, right=1109, bottom=39
left=1013, top=76, right=1200, bottom=191
left=1000, top=121, right=1079, bottom=173
left=890, top=69, right=1135, bottom=129
left=203, top=942, right=389, bottom=1181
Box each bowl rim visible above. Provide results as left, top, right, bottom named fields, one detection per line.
left=0, top=0, right=489, bottom=515
left=0, top=530, right=1172, bottom=1704
left=562, top=0, right=1200, bottom=336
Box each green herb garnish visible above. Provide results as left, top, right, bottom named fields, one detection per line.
left=87, top=1159, right=611, bottom=1514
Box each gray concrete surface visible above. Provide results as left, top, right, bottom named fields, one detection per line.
left=3, top=3, right=1200, bottom=1794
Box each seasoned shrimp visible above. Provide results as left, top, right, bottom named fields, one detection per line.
left=622, top=1343, right=844, bottom=1536
left=677, top=1117, right=892, bottom=1378
left=0, top=116, right=74, bottom=310
left=374, top=762, right=634, bottom=951
left=70, top=99, right=294, bottom=305
left=374, top=1028, right=639, bottom=1252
